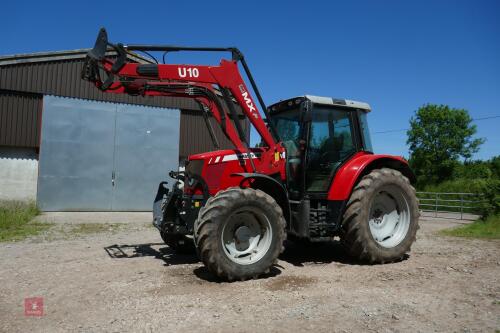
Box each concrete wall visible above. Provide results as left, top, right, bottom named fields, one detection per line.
left=0, top=147, right=38, bottom=201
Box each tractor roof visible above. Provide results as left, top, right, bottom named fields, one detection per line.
left=305, top=95, right=371, bottom=112
left=269, top=95, right=371, bottom=113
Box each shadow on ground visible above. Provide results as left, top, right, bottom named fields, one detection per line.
left=279, top=240, right=409, bottom=267
left=104, top=243, right=199, bottom=266
left=192, top=266, right=282, bottom=283
left=104, top=239, right=409, bottom=282
left=104, top=243, right=283, bottom=282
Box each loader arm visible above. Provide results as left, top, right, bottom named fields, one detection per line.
left=81, top=28, right=284, bottom=173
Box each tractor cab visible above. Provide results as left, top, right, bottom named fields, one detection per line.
left=269, top=95, right=373, bottom=199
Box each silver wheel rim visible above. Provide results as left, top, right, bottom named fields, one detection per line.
left=368, top=185, right=411, bottom=248
left=221, top=207, right=273, bottom=265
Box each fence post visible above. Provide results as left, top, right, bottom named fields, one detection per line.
left=460, top=194, right=463, bottom=220
left=435, top=193, right=438, bottom=218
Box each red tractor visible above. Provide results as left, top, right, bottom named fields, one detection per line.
left=82, top=29, right=419, bottom=281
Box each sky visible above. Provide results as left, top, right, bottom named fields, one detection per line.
left=1, top=0, right=499, bottom=160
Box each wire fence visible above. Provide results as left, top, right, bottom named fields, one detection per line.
left=416, top=192, right=484, bottom=220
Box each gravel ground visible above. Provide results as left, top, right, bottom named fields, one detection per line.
left=0, top=214, right=498, bottom=333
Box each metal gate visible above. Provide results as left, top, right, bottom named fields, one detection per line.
left=37, top=96, right=180, bottom=211
left=417, top=192, right=484, bottom=220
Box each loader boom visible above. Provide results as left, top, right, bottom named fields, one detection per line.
left=82, top=28, right=284, bottom=175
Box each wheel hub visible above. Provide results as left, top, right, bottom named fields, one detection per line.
left=368, top=185, right=411, bottom=248
left=221, top=207, right=273, bottom=265
left=234, top=226, right=252, bottom=250
left=372, top=208, right=384, bottom=224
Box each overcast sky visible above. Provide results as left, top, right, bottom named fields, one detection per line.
left=1, top=0, right=498, bottom=160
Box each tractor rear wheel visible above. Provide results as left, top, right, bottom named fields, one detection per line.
left=341, top=168, right=419, bottom=263
left=194, top=187, right=286, bottom=281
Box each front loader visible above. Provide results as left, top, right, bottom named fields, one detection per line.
left=82, top=28, right=419, bottom=281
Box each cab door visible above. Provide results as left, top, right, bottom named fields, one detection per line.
left=304, top=106, right=358, bottom=195
left=271, top=105, right=307, bottom=200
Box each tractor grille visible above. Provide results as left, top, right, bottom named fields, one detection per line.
left=185, top=159, right=204, bottom=177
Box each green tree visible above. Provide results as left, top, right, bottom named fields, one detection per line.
left=407, top=104, right=484, bottom=186
left=453, top=160, right=493, bottom=180
left=488, top=155, right=500, bottom=179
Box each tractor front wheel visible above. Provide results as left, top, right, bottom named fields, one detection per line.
left=341, top=168, right=419, bottom=263
left=194, top=187, right=286, bottom=281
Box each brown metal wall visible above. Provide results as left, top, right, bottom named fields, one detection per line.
left=0, top=58, right=249, bottom=152
left=0, top=90, right=41, bottom=147
left=0, top=59, right=199, bottom=109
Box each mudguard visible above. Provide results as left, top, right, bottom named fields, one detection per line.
left=327, top=152, right=415, bottom=201
left=232, top=173, right=291, bottom=224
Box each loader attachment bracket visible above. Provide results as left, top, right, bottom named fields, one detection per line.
left=81, top=28, right=127, bottom=90
left=88, top=28, right=107, bottom=60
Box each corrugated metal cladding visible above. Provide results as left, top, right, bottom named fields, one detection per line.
left=0, top=90, right=41, bottom=147
left=0, top=56, right=249, bottom=153
left=179, top=110, right=249, bottom=160
left=0, top=59, right=199, bottom=109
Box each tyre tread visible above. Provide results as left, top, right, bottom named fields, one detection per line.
left=340, top=168, right=420, bottom=264
left=194, top=187, right=286, bottom=281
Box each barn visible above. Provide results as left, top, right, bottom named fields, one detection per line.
left=0, top=49, right=247, bottom=211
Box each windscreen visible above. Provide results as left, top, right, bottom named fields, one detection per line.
left=272, top=109, right=301, bottom=141
left=269, top=108, right=304, bottom=196
left=270, top=109, right=302, bottom=156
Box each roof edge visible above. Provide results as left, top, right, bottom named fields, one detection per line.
left=269, top=95, right=371, bottom=112
left=305, top=95, right=371, bottom=111
left=0, top=48, right=153, bottom=66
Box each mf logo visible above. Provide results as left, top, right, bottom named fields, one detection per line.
left=238, top=84, right=259, bottom=119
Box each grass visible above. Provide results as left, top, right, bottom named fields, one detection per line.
left=0, top=201, right=52, bottom=242
left=0, top=203, right=132, bottom=242
left=440, top=214, right=500, bottom=239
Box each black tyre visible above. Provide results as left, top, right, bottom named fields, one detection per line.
left=341, top=168, right=419, bottom=263
left=194, top=187, right=286, bottom=281
left=160, top=232, right=195, bottom=254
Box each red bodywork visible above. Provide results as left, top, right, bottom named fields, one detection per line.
left=187, top=150, right=410, bottom=201
left=328, top=152, right=410, bottom=200
left=187, top=147, right=286, bottom=196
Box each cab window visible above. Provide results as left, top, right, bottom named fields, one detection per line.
left=306, top=107, right=356, bottom=192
